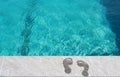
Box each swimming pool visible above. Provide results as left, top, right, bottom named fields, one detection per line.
left=0, top=0, right=119, bottom=56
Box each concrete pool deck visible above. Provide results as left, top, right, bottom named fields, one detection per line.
left=0, top=57, right=120, bottom=76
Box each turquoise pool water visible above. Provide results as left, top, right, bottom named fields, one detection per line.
left=0, top=0, right=119, bottom=56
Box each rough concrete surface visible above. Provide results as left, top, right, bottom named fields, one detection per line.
left=0, top=57, right=120, bottom=76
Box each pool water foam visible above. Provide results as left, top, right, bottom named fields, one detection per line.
left=0, top=0, right=118, bottom=56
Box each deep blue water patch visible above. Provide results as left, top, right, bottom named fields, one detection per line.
left=101, top=0, right=120, bottom=55
left=0, top=0, right=119, bottom=56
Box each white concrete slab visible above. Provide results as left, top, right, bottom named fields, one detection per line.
left=0, top=57, right=119, bottom=76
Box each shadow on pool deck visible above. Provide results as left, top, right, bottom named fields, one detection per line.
left=101, top=0, right=120, bottom=55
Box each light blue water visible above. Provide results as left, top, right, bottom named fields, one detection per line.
left=0, top=0, right=119, bottom=56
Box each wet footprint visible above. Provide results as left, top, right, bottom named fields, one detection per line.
left=77, top=60, right=89, bottom=77
left=63, top=58, right=73, bottom=74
